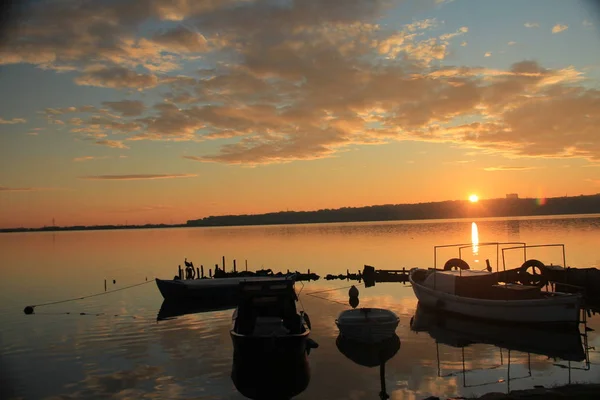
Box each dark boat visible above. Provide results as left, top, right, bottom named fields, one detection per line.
left=230, top=278, right=317, bottom=399
left=155, top=274, right=294, bottom=302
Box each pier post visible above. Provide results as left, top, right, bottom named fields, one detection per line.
left=209, top=269, right=212, bottom=278
left=104, top=279, right=107, bottom=292
left=245, top=259, right=248, bottom=271
left=201, top=265, right=204, bottom=278
left=222, top=256, right=225, bottom=270
left=178, top=265, right=182, bottom=279
left=196, top=267, right=200, bottom=279
left=233, top=259, right=237, bottom=272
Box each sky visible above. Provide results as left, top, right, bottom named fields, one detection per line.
left=1, top=0, right=600, bottom=228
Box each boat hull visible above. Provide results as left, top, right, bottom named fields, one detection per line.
left=410, top=272, right=582, bottom=324
left=155, top=276, right=291, bottom=301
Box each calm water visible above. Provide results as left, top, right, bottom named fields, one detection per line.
left=1, top=215, right=600, bottom=400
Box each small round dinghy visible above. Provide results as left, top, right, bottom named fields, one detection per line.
left=336, top=308, right=400, bottom=343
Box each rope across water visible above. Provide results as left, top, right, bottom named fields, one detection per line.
left=23, top=279, right=153, bottom=314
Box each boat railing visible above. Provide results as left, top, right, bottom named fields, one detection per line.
left=434, top=241, right=527, bottom=271
left=432, top=241, right=527, bottom=288
left=501, top=243, right=567, bottom=273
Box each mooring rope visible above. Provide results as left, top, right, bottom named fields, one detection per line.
left=303, top=283, right=363, bottom=306
left=304, top=284, right=359, bottom=296
left=24, top=279, right=154, bottom=314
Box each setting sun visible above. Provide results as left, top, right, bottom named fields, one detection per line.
left=469, top=194, right=479, bottom=203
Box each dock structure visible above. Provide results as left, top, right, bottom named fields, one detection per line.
left=176, top=257, right=320, bottom=282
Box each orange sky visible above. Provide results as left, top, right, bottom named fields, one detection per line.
left=1, top=0, right=600, bottom=228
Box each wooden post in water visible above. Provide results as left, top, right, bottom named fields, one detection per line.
left=201, top=265, right=204, bottom=278
left=196, top=267, right=200, bottom=279
left=178, top=265, right=182, bottom=279
left=245, top=259, right=248, bottom=271
left=104, top=279, right=107, bottom=292
left=209, top=269, right=212, bottom=278
left=233, top=259, right=237, bottom=272
left=222, top=256, right=225, bottom=270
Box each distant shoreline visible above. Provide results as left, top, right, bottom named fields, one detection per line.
left=2, top=194, right=599, bottom=233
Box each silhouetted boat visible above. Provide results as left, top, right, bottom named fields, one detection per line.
left=336, top=308, right=399, bottom=343
left=230, top=278, right=316, bottom=399
left=410, top=303, right=586, bottom=362
left=155, top=274, right=294, bottom=301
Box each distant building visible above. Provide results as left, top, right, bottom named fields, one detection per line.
left=506, top=193, right=519, bottom=199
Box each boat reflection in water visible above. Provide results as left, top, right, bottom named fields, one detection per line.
left=156, top=298, right=238, bottom=321
left=230, top=279, right=317, bottom=399
left=410, top=302, right=590, bottom=391
left=336, top=333, right=401, bottom=400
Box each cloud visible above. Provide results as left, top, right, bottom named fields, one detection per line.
left=0, top=186, right=54, bottom=192
left=524, top=22, right=540, bottom=28
left=101, top=100, right=146, bottom=116
left=0, top=117, right=26, bottom=124
left=483, top=166, right=539, bottom=171
left=552, top=24, right=568, bottom=33
left=95, top=140, right=129, bottom=149
left=507, top=41, right=516, bottom=46
left=75, top=67, right=160, bottom=89
left=583, top=19, right=593, bottom=28
left=151, top=26, right=210, bottom=53
left=5, top=0, right=600, bottom=166
left=460, top=41, right=467, bottom=46
left=484, top=52, right=492, bottom=57
left=79, top=174, right=197, bottom=180
left=73, top=156, right=111, bottom=162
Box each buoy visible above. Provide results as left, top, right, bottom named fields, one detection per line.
left=349, top=285, right=359, bottom=298
left=349, top=296, right=359, bottom=309
left=24, top=306, right=34, bottom=315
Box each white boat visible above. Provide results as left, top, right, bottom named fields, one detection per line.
left=336, top=308, right=399, bottom=343
left=409, top=268, right=583, bottom=324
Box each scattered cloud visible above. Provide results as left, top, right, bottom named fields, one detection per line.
left=507, top=41, right=516, bottom=46
left=79, top=174, right=197, bottom=181
left=484, top=52, right=492, bottom=57
left=552, top=24, right=568, bottom=33
left=0, top=117, right=26, bottom=124
left=73, top=156, right=111, bottom=162
left=483, top=166, right=539, bottom=172
left=3, top=0, right=600, bottom=166
left=101, top=100, right=146, bottom=117
left=460, top=41, right=467, bottom=47
left=75, top=67, right=159, bottom=89
left=0, top=186, right=54, bottom=192
left=524, top=22, right=540, bottom=28
left=95, top=140, right=129, bottom=149
left=583, top=19, right=593, bottom=28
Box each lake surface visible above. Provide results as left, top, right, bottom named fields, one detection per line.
left=1, top=215, right=600, bottom=400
